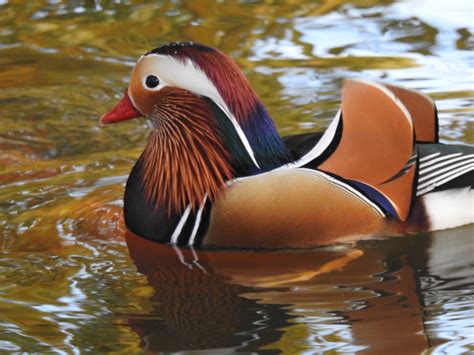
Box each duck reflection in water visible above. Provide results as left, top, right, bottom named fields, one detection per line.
left=124, top=231, right=294, bottom=351
left=121, top=231, right=455, bottom=353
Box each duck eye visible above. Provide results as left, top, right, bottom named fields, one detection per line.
left=145, top=75, right=160, bottom=89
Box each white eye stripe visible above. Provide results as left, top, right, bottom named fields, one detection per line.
left=142, top=55, right=217, bottom=94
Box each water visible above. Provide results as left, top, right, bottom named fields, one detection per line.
left=1, top=0, right=473, bottom=353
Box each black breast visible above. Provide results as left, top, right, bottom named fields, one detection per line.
left=124, top=159, right=181, bottom=243
left=124, top=158, right=211, bottom=246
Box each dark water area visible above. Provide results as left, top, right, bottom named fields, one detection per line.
left=0, top=0, right=473, bottom=353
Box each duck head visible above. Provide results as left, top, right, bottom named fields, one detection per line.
left=101, top=42, right=290, bottom=213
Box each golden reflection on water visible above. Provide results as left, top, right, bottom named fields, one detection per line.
left=1, top=0, right=473, bottom=353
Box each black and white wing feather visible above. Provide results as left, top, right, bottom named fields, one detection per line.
left=416, top=144, right=474, bottom=196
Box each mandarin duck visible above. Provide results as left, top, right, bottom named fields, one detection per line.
left=101, top=42, right=474, bottom=249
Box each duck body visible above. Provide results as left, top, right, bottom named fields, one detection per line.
left=102, top=42, right=474, bottom=249
left=124, top=135, right=473, bottom=249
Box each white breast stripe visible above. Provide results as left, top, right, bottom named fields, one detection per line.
left=419, top=152, right=441, bottom=162
left=188, top=195, right=208, bottom=246
left=170, top=204, right=191, bottom=244
left=418, top=158, right=474, bottom=184
left=276, top=110, right=342, bottom=171
left=417, top=165, right=474, bottom=196
left=420, top=154, right=474, bottom=175
left=420, top=153, right=463, bottom=168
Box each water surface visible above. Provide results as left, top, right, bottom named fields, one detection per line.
left=0, top=0, right=473, bottom=353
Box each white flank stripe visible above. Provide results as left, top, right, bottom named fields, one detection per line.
left=418, top=158, right=474, bottom=184
left=276, top=110, right=342, bottom=170
left=170, top=205, right=191, bottom=244
left=420, top=154, right=474, bottom=175
left=419, top=152, right=441, bottom=162
left=420, top=153, right=462, bottom=168
left=188, top=195, right=208, bottom=246
left=423, top=187, right=474, bottom=230
left=417, top=165, right=474, bottom=195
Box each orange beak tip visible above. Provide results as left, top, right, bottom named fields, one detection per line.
left=99, top=114, right=110, bottom=125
